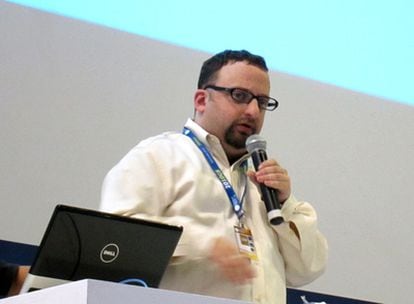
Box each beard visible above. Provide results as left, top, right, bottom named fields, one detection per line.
left=224, top=119, right=257, bottom=149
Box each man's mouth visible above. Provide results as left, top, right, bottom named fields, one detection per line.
left=236, top=123, right=255, bottom=135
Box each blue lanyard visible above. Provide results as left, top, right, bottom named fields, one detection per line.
left=183, top=127, right=245, bottom=220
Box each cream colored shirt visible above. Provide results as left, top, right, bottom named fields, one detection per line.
left=100, top=118, right=328, bottom=304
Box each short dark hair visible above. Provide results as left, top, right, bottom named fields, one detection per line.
left=197, top=50, right=268, bottom=89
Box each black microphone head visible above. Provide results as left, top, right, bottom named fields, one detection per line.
left=246, top=135, right=267, bottom=153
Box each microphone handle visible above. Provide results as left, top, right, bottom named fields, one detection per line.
left=251, top=150, right=284, bottom=225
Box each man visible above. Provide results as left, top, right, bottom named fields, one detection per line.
left=0, top=261, right=29, bottom=297
left=100, top=50, right=328, bottom=303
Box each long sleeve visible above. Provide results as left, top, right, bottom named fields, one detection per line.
left=273, top=196, right=328, bottom=286
left=100, top=134, right=220, bottom=260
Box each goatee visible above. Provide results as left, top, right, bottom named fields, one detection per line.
left=224, top=121, right=257, bottom=149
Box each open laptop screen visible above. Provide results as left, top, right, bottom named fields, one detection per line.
left=21, top=204, right=182, bottom=292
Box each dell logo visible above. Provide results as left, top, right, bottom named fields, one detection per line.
left=100, top=243, right=119, bottom=263
left=103, top=250, right=116, bottom=257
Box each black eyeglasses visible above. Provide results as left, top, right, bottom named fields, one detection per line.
left=204, top=85, right=279, bottom=111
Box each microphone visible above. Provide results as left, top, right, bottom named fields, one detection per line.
left=246, top=135, right=284, bottom=225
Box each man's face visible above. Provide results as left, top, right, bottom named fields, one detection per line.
left=195, top=61, right=270, bottom=160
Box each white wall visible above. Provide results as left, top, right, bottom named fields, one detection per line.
left=1, top=1, right=413, bottom=303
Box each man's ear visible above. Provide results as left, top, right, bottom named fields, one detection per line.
left=194, top=89, right=208, bottom=113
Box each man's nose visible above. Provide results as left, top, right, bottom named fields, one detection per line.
left=244, top=98, right=262, bottom=117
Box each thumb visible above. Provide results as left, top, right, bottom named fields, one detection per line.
left=246, top=170, right=258, bottom=184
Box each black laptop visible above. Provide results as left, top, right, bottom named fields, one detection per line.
left=20, top=204, right=182, bottom=292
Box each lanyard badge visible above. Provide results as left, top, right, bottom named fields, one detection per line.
left=183, top=127, right=258, bottom=261
left=234, top=225, right=258, bottom=261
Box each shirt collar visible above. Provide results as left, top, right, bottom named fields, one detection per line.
left=184, top=118, right=250, bottom=168
left=184, top=118, right=212, bottom=145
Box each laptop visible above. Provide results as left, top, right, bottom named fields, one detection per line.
left=20, top=204, right=183, bottom=293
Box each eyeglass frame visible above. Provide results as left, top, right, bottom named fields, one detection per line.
left=203, top=85, right=279, bottom=111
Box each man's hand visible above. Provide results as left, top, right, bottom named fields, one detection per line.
left=208, top=237, right=256, bottom=285
left=247, top=159, right=291, bottom=203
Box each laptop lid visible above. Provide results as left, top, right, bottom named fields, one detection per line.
left=21, top=204, right=182, bottom=292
